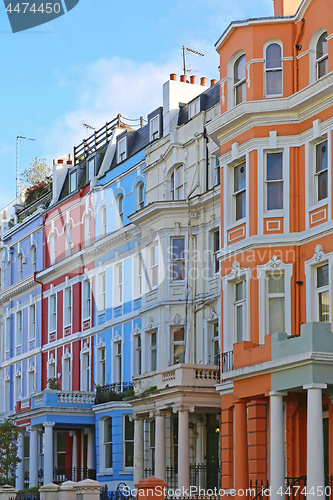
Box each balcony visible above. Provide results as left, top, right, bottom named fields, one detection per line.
left=133, top=363, right=219, bottom=395
left=94, top=382, right=134, bottom=405
left=31, top=389, right=95, bottom=409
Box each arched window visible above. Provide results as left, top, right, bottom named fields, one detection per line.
left=117, top=194, right=124, bottom=227
left=100, top=206, right=107, bottom=237
left=234, top=54, right=246, bottom=105
left=170, top=166, right=184, bottom=200
left=65, top=224, right=72, bottom=258
left=30, top=246, right=36, bottom=274
left=17, top=254, right=23, bottom=281
left=265, top=43, right=283, bottom=96
left=316, top=31, right=328, bottom=79
left=136, top=182, right=144, bottom=210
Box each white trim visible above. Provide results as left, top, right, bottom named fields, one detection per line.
left=264, top=39, right=283, bottom=99
left=305, top=245, right=332, bottom=323
left=257, top=256, right=293, bottom=345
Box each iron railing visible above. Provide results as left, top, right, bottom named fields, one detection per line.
left=249, top=476, right=333, bottom=500
left=53, top=466, right=96, bottom=483
left=219, top=350, right=234, bottom=378
left=100, top=485, right=134, bottom=500
left=146, top=464, right=221, bottom=489
left=95, top=382, right=134, bottom=404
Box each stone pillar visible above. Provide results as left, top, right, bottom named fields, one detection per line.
left=70, top=432, right=77, bottom=481
left=43, top=423, right=55, bottom=485
left=0, top=485, right=17, bottom=500
left=73, top=479, right=102, bottom=500
left=270, top=392, right=286, bottom=500
left=133, top=417, right=144, bottom=485
left=59, top=481, right=78, bottom=500
left=28, top=425, right=38, bottom=488
left=174, top=404, right=194, bottom=491
left=304, top=383, right=327, bottom=498
left=39, top=483, right=59, bottom=500
left=248, top=400, right=267, bottom=484
left=84, top=429, right=93, bottom=471
left=16, top=430, right=25, bottom=490
left=155, top=411, right=166, bottom=482
left=135, top=477, right=168, bottom=500
left=234, top=401, right=248, bottom=496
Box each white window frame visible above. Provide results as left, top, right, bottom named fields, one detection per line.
left=264, top=40, right=283, bottom=98
left=29, top=304, right=36, bottom=341
left=64, top=287, right=72, bottom=327
left=80, top=347, right=91, bottom=391
left=122, top=414, right=134, bottom=471
left=15, top=370, right=22, bottom=403
left=257, top=257, right=293, bottom=344
left=100, top=206, right=107, bottom=237
left=117, top=194, right=124, bottom=228
left=17, top=254, right=23, bottom=281
left=266, top=271, right=286, bottom=335
left=305, top=246, right=332, bottom=324
left=170, top=165, right=184, bottom=200
left=97, top=343, right=106, bottom=386
left=51, top=233, right=57, bottom=265
left=315, top=139, right=329, bottom=203
left=316, top=31, right=328, bottom=80
left=189, top=98, right=200, bottom=119
left=233, top=161, right=246, bottom=222
left=171, top=325, right=185, bottom=365
left=222, top=263, right=251, bottom=352
left=136, top=182, right=144, bottom=210
left=134, top=254, right=143, bottom=298
left=316, top=264, right=330, bottom=323
left=150, top=244, right=159, bottom=288
left=49, top=294, right=57, bottom=334
left=115, top=264, right=123, bottom=305
left=83, top=279, right=91, bottom=320
left=99, top=417, right=113, bottom=473
left=99, top=272, right=106, bottom=311
left=47, top=355, right=56, bottom=380
left=85, top=214, right=92, bottom=245
left=65, top=224, right=72, bottom=258
left=307, top=134, right=331, bottom=214
left=88, top=158, right=95, bottom=182
left=118, top=137, right=126, bottom=163
left=28, top=365, right=35, bottom=396
left=113, top=338, right=123, bottom=384
left=234, top=53, right=246, bottom=106
left=62, top=350, right=72, bottom=391
left=30, top=245, right=37, bottom=274
left=170, top=236, right=185, bottom=282
left=135, top=333, right=142, bottom=376
left=69, top=171, right=77, bottom=193
left=211, top=229, right=220, bottom=276
left=150, top=115, right=159, bottom=142
left=5, top=316, right=10, bottom=354
left=234, top=280, right=247, bottom=343
left=265, top=151, right=284, bottom=212
left=16, top=310, right=23, bottom=348
left=150, top=330, right=157, bottom=372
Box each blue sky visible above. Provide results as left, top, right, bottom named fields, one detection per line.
left=0, top=0, right=273, bottom=207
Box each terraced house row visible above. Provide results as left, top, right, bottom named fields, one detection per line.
left=1, top=0, right=333, bottom=496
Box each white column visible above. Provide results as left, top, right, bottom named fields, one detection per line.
left=133, top=417, right=144, bottom=485
left=28, top=425, right=38, bottom=488
left=16, top=430, right=25, bottom=490
left=270, top=392, right=286, bottom=500
left=155, top=411, right=166, bottom=481
left=70, top=432, right=77, bottom=481
left=304, top=383, right=327, bottom=498
left=174, top=404, right=194, bottom=491
left=43, top=422, right=55, bottom=485
left=86, top=429, right=93, bottom=470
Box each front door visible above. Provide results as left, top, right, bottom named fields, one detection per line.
left=206, top=415, right=220, bottom=489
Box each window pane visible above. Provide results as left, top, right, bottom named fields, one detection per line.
left=268, top=273, right=285, bottom=294
left=318, top=58, right=328, bottom=79
left=317, top=264, right=329, bottom=288
left=125, top=416, right=134, bottom=440
left=234, top=54, right=246, bottom=83
left=105, top=444, right=112, bottom=469
left=172, top=260, right=184, bottom=280
left=151, top=332, right=157, bottom=346
left=234, top=163, right=246, bottom=192
left=104, top=418, right=112, bottom=442
left=236, top=82, right=246, bottom=105
left=236, top=305, right=243, bottom=343
left=316, top=141, right=327, bottom=173
left=236, top=191, right=246, bottom=220
left=269, top=297, right=285, bottom=334
left=317, top=32, right=328, bottom=59
left=318, top=171, right=328, bottom=201
left=266, top=43, right=282, bottom=69
left=267, top=182, right=283, bottom=210
left=173, top=327, right=184, bottom=342
left=266, top=70, right=282, bottom=95
left=151, top=349, right=157, bottom=371
left=172, top=238, right=185, bottom=259
left=174, top=344, right=185, bottom=364
left=267, top=153, right=283, bottom=180
left=235, top=282, right=244, bottom=301
left=319, top=291, right=329, bottom=322
left=125, top=442, right=134, bottom=467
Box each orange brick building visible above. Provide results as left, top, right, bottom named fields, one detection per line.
left=207, top=0, right=333, bottom=497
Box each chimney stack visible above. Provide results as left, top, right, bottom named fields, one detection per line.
left=170, top=73, right=177, bottom=81
left=190, top=75, right=197, bottom=84
left=210, top=79, right=217, bottom=87
left=200, top=77, right=207, bottom=86
left=272, top=0, right=302, bottom=16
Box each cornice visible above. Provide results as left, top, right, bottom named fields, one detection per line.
left=0, top=275, right=38, bottom=303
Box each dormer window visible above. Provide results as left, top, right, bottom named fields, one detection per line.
left=150, top=116, right=159, bottom=142
left=316, top=31, right=328, bottom=79
left=118, top=137, right=126, bottom=163
left=87, top=158, right=95, bottom=182
left=234, top=54, right=246, bottom=105
left=70, top=171, right=77, bottom=193
left=189, top=98, right=200, bottom=119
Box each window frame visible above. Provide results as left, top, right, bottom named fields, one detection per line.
left=170, top=165, right=184, bottom=201
left=50, top=233, right=57, bottom=265
left=150, top=331, right=157, bottom=372
left=49, top=294, right=57, bottom=334
left=103, top=417, right=113, bottom=471
left=85, top=215, right=92, bottom=245
left=316, top=31, right=328, bottom=80
left=99, top=272, right=106, bottom=312
left=233, top=161, right=246, bottom=222
left=171, top=325, right=185, bottom=365
left=234, top=53, right=246, bottom=106
left=100, top=206, right=107, bottom=237
left=30, top=245, right=37, bottom=274
left=17, top=254, right=23, bottom=281
left=316, top=263, right=330, bottom=323
left=305, top=248, right=332, bottom=324
left=118, top=137, right=126, bottom=163
left=16, top=310, right=23, bottom=348
left=266, top=271, right=286, bottom=335
left=150, top=115, right=159, bottom=142
left=123, top=415, right=134, bottom=471
left=170, top=237, right=185, bottom=282
left=80, top=348, right=90, bottom=391
left=234, top=280, right=247, bottom=343
left=62, top=351, right=72, bottom=391
left=87, top=158, right=95, bottom=183
left=83, top=279, right=91, bottom=320
left=64, top=287, right=72, bottom=328
left=264, top=41, right=283, bottom=98
left=189, top=98, right=200, bottom=119
left=150, top=244, right=159, bottom=288
left=315, top=139, right=328, bottom=203
left=69, top=171, right=77, bottom=193
left=136, top=182, right=145, bottom=210
left=65, top=224, right=72, bottom=258
left=265, top=151, right=284, bottom=212
left=29, top=304, right=36, bottom=341
left=117, top=194, right=124, bottom=227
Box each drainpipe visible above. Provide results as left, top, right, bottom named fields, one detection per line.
left=293, top=19, right=305, bottom=93
left=34, top=214, right=46, bottom=389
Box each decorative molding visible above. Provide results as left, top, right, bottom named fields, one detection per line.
left=268, top=255, right=282, bottom=269
left=221, top=80, right=225, bottom=105
left=313, top=244, right=325, bottom=263
left=96, top=338, right=105, bottom=349
left=146, top=317, right=157, bottom=331
left=173, top=404, right=195, bottom=413
left=229, top=260, right=241, bottom=279
left=132, top=324, right=141, bottom=336
left=208, top=307, right=218, bottom=321
left=171, top=313, right=183, bottom=325
left=246, top=65, right=251, bottom=89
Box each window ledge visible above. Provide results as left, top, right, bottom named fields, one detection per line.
left=227, top=218, right=247, bottom=231
left=309, top=199, right=328, bottom=211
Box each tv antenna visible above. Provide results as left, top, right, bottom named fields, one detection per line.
left=16, top=135, right=35, bottom=199
left=82, top=121, right=96, bottom=137
left=182, top=44, right=205, bottom=77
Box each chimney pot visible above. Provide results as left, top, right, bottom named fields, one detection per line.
left=58, top=160, right=63, bottom=164
left=170, top=73, right=177, bottom=81
left=200, top=77, right=207, bottom=86
left=180, top=75, right=187, bottom=83
left=190, top=75, right=197, bottom=84
left=210, top=79, right=217, bottom=87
